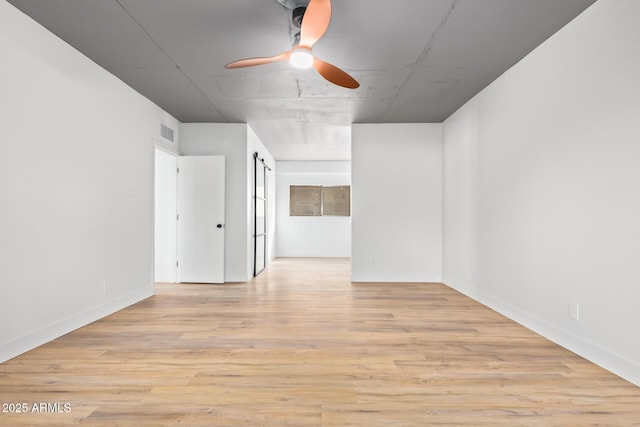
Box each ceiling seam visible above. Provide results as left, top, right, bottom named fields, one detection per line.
left=380, top=0, right=462, bottom=122
left=114, top=0, right=230, bottom=122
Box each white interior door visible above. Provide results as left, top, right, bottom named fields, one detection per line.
left=177, top=155, right=225, bottom=283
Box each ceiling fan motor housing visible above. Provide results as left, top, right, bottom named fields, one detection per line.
left=292, top=6, right=306, bottom=27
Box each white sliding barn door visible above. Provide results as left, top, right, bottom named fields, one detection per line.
left=177, top=155, right=225, bottom=283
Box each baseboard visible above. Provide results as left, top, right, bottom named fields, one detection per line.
left=224, top=273, right=250, bottom=283
left=276, top=253, right=352, bottom=258
left=0, top=287, right=154, bottom=364
left=443, top=281, right=640, bottom=387
left=351, top=274, right=442, bottom=283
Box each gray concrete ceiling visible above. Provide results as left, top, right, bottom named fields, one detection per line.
left=8, top=0, right=597, bottom=160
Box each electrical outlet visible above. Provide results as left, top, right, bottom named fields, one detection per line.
left=103, top=280, right=109, bottom=293
left=568, top=303, right=579, bottom=322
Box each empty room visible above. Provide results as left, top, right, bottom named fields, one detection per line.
left=1, top=0, right=640, bottom=425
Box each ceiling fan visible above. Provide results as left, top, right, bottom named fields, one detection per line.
left=224, top=0, right=359, bottom=89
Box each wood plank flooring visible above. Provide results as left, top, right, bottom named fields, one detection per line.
left=1, top=258, right=640, bottom=426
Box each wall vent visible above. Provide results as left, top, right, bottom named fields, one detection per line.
left=160, top=124, right=175, bottom=142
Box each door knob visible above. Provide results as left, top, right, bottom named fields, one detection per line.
left=217, top=224, right=223, bottom=228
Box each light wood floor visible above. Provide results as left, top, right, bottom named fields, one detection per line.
left=1, top=258, right=639, bottom=426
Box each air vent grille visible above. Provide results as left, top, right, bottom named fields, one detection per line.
left=160, top=124, right=174, bottom=142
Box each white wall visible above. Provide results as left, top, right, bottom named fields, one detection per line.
left=442, top=99, right=479, bottom=292
left=352, top=124, right=442, bottom=282
left=181, top=124, right=276, bottom=282
left=443, top=0, right=640, bottom=386
left=0, top=1, right=180, bottom=362
left=276, top=161, right=351, bottom=257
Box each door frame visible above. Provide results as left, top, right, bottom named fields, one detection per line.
left=153, top=145, right=178, bottom=283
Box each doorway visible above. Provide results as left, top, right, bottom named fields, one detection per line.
left=154, top=150, right=226, bottom=284
left=154, top=147, right=177, bottom=283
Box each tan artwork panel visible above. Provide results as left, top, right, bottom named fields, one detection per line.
left=322, top=186, right=351, bottom=216
left=290, top=185, right=322, bottom=216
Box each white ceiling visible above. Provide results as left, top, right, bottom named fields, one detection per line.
left=8, top=0, right=596, bottom=160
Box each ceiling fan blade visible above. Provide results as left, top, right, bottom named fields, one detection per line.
left=299, top=0, right=331, bottom=47
left=313, top=57, right=359, bottom=89
left=225, top=51, right=290, bottom=69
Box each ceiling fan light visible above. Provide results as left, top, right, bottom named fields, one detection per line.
left=290, top=47, right=314, bottom=69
